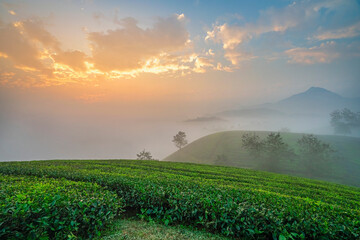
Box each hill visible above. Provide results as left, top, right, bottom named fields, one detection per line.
left=0, top=160, right=359, bottom=239
left=164, top=131, right=360, bottom=187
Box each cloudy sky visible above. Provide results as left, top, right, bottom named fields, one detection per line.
left=1, top=0, right=360, bottom=160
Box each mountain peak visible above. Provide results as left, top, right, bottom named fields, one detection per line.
left=278, top=86, right=345, bottom=108
left=305, top=87, right=334, bottom=94
left=282, top=87, right=343, bottom=101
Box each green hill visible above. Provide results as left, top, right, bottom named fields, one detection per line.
left=1, top=160, right=359, bottom=239
left=164, top=131, right=360, bottom=187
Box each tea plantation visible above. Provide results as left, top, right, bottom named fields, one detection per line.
left=0, top=160, right=359, bottom=239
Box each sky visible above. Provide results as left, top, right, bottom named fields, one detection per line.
left=1, top=0, right=360, bottom=160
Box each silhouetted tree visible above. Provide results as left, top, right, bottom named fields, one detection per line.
left=262, top=133, right=293, bottom=172
left=241, top=133, right=264, bottom=158
left=330, top=108, right=360, bottom=135
left=172, top=131, right=188, bottom=149
left=242, top=132, right=293, bottom=172
left=297, top=134, right=334, bottom=176
left=136, top=149, right=153, bottom=160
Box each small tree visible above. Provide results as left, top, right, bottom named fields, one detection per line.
left=241, top=133, right=264, bottom=158
left=136, top=149, right=153, bottom=160
left=297, top=134, right=334, bottom=176
left=242, top=132, right=293, bottom=172
left=262, top=132, right=293, bottom=172
left=172, top=131, right=188, bottom=149
left=330, top=108, right=360, bottom=135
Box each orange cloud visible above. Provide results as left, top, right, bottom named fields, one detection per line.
left=314, top=22, right=360, bottom=40
left=88, top=15, right=189, bottom=72
left=206, top=23, right=251, bottom=49
left=52, top=51, right=88, bottom=71
left=21, top=19, right=61, bottom=52
left=206, top=23, right=254, bottom=65
left=194, top=57, right=213, bottom=73
left=285, top=41, right=339, bottom=64
left=224, top=49, right=256, bottom=65
left=0, top=15, right=216, bottom=87
left=0, top=22, right=51, bottom=74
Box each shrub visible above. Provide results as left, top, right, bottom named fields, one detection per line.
left=0, top=174, right=123, bottom=240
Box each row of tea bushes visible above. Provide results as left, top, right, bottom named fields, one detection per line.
left=0, top=160, right=359, bottom=239
left=0, top=174, right=123, bottom=239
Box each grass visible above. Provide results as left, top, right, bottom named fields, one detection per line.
left=163, top=130, right=360, bottom=186
left=98, top=218, right=229, bottom=240
left=1, top=159, right=359, bottom=239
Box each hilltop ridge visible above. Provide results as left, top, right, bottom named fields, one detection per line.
left=164, top=130, right=360, bottom=187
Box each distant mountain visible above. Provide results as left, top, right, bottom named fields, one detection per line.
left=280, top=87, right=343, bottom=103
left=184, top=87, right=359, bottom=134
left=217, top=87, right=360, bottom=117
left=273, top=87, right=359, bottom=115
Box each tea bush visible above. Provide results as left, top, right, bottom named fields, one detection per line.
left=0, top=160, right=359, bottom=239
left=0, top=174, right=123, bottom=239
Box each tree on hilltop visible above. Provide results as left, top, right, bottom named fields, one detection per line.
left=172, top=131, right=188, bottom=150
left=242, top=132, right=294, bottom=172
left=330, top=108, right=360, bottom=135
left=136, top=149, right=153, bottom=160
left=262, top=133, right=293, bottom=172
left=297, top=134, right=335, bottom=176
left=241, top=133, right=264, bottom=158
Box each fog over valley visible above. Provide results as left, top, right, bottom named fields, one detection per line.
left=1, top=85, right=359, bottom=161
